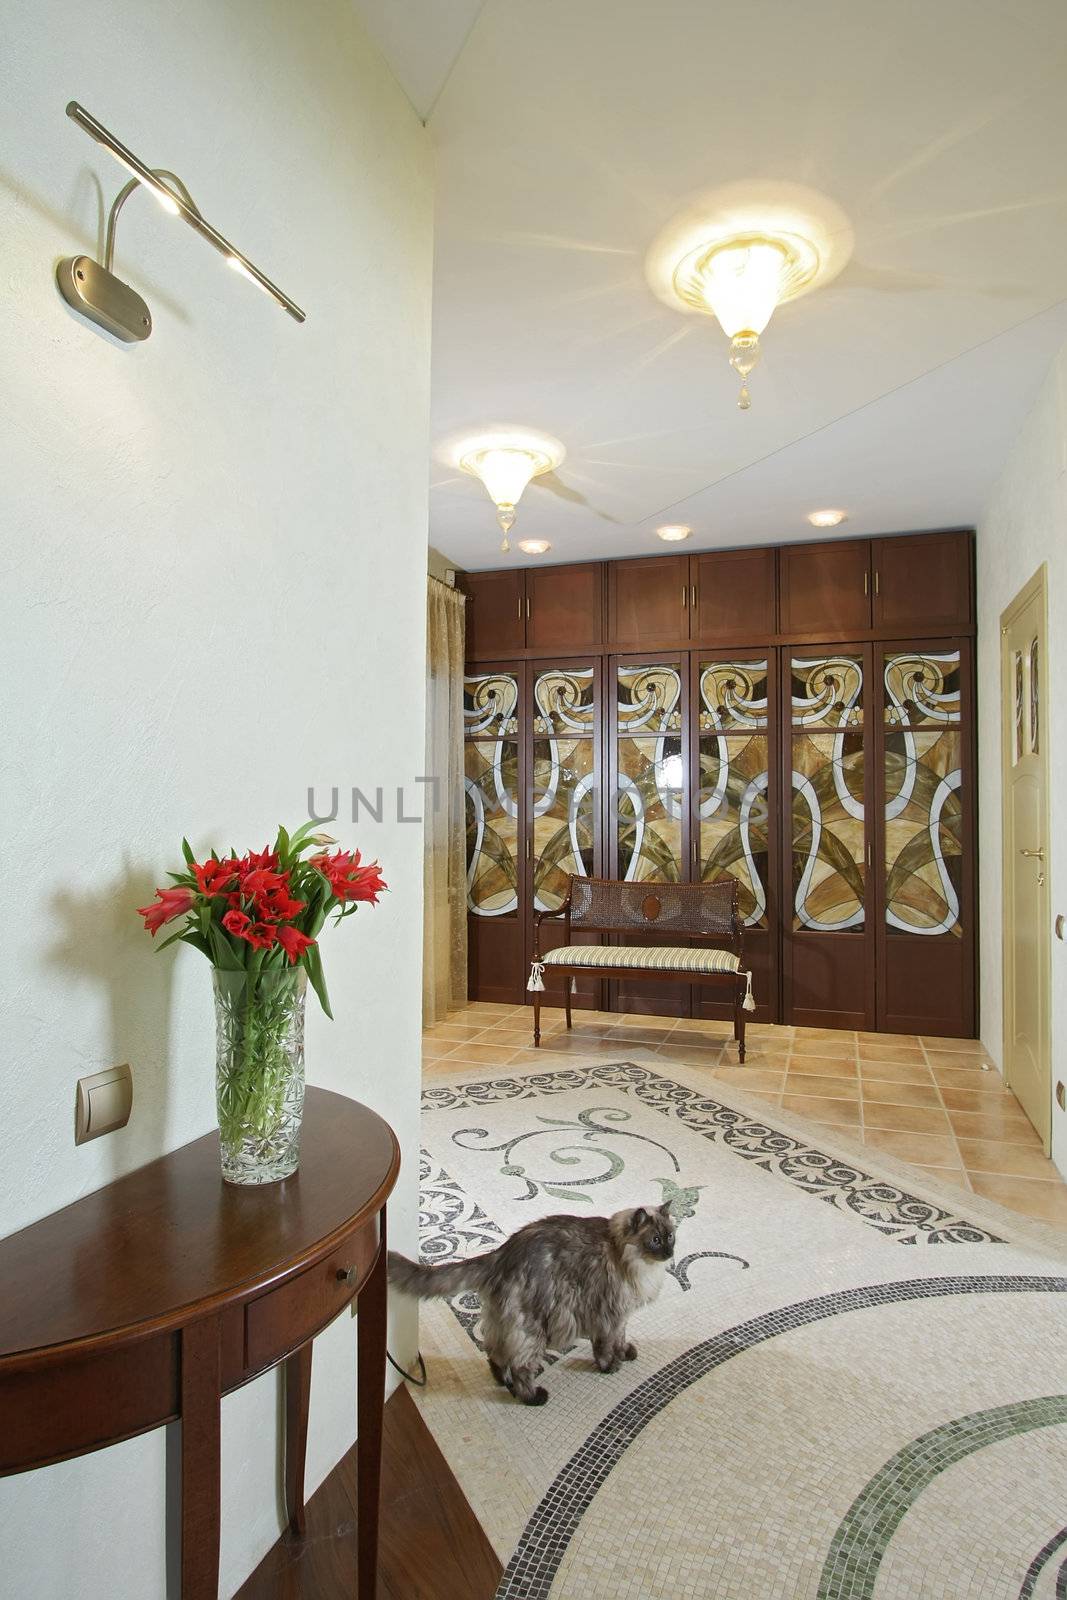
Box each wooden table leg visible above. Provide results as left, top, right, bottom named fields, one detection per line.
left=284, top=1342, right=313, bottom=1535
left=179, top=1315, right=222, bottom=1600
left=357, top=1207, right=388, bottom=1600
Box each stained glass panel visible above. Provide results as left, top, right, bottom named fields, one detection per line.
left=698, top=733, right=770, bottom=926
left=1029, top=638, right=1040, bottom=755
left=884, top=651, right=961, bottom=727
left=616, top=664, right=683, bottom=734
left=617, top=736, right=684, bottom=882
left=464, top=739, right=519, bottom=915
left=884, top=729, right=962, bottom=937
left=1014, top=652, right=1024, bottom=765
left=533, top=737, right=595, bottom=910
left=791, top=729, right=865, bottom=932
left=533, top=667, right=595, bottom=737
left=464, top=672, right=519, bottom=737
left=699, top=660, right=769, bottom=731
left=791, top=656, right=863, bottom=730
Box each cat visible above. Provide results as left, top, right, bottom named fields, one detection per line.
left=388, top=1202, right=676, bottom=1405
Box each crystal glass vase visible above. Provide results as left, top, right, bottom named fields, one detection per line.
left=213, top=966, right=307, bottom=1184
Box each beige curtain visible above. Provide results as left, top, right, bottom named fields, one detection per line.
left=423, top=577, right=468, bottom=1023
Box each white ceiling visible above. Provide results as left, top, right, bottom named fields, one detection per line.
left=359, top=0, right=1067, bottom=570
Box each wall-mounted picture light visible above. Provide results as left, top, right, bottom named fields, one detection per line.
left=56, top=102, right=306, bottom=343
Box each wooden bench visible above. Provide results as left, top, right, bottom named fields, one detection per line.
left=528, top=875, right=755, bottom=1061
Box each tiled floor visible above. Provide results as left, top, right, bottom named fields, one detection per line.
left=423, top=1002, right=1067, bottom=1228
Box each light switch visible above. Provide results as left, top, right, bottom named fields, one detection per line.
left=75, top=1063, right=133, bottom=1145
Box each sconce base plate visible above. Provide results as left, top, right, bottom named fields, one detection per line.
left=57, top=255, right=152, bottom=342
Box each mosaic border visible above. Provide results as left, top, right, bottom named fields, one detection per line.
left=423, top=1062, right=1003, bottom=1245
left=493, top=1274, right=1067, bottom=1600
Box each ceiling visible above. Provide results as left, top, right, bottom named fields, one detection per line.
left=357, top=0, right=1067, bottom=571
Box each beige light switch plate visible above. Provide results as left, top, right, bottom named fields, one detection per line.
left=75, top=1063, right=133, bottom=1145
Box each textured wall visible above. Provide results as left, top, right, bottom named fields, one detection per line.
left=976, top=344, right=1067, bottom=1179
left=0, top=3, right=431, bottom=1593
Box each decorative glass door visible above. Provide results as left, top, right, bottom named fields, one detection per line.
left=784, top=649, right=872, bottom=1027
left=614, top=659, right=687, bottom=883
left=463, top=665, right=525, bottom=1002
left=876, top=643, right=973, bottom=1034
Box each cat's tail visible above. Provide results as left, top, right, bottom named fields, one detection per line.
left=387, top=1249, right=498, bottom=1300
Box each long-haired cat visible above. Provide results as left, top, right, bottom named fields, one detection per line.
left=388, top=1202, right=675, bottom=1405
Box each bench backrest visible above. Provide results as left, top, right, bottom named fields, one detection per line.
left=565, top=875, right=740, bottom=944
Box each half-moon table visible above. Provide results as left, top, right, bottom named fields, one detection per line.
left=0, top=1086, right=400, bottom=1599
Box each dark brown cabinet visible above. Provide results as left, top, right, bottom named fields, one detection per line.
left=608, top=554, right=689, bottom=647
left=778, top=538, right=872, bottom=637
left=691, top=547, right=776, bottom=643
left=526, top=562, right=603, bottom=652
left=461, top=569, right=525, bottom=658
left=872, top=530, right=972, bottom=634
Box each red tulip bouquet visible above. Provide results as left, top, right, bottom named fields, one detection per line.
left=138, top=820, right=386, bottom=1184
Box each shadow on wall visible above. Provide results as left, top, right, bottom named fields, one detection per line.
left=48, top=857, right=177, bottom=1185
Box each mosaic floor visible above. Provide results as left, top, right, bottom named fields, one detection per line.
left=424, top=1005, right=1067, bottom=1227
left=414, top=1012, right=1067, bottom=1599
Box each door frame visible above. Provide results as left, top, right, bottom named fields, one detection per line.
left=999, top=565, right=1052, bottom=1150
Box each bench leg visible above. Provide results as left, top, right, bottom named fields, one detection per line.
left=735, top=976, right=746, bottom=1064
left=565, top=980, right=572, bottom=1031
left=533, top=990, right=541, bottom=1047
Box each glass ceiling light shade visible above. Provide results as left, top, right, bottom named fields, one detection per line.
left=455, top=429, right=565, bottom=552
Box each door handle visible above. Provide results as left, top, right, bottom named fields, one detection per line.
left=1020, top=847, right=1045, bottom=860
left=682, top=584, right=688, bottom=609
left=690, top=583, right=696, bottom=608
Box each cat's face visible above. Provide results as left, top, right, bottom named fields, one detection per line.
left=631, top=1204, right=676, bottom=1261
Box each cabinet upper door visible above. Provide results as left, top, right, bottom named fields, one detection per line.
left=778, top=539, right=872, bottom=638
left=872, top=531, right=973, bottom=633
left=608, top=554, right=689, bottom=647
left=461, top=570, right=525, bottom=658
left=526, top=562, right=603, bottom=652
left=691, top=547, right=776, bottom=643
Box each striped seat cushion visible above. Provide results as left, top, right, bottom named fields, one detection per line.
left=541, top=944, right=740, bottom=975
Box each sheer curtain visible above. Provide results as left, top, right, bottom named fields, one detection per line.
left=423, top=577, right=467, bottom=1024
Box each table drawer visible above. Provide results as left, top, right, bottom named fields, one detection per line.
left=245, top=1219, right=379, bottom=1375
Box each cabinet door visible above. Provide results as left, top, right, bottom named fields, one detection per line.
left=779, top=540, right=871, bottom=638
left=782, top=646, right=874, bottom=1029
left=526, top=562, right=603, bottom=653
left=610, top=653, right=692, bottom=1015
left=691, top=548, right=776, bottom=644
left=691, top=651, right=778, bottom=1022
left=461, top=570, right=525, bottom=659
left=608, top=555, right=689, bottom=647
left=875, top=641, right=974, bottom=1035
left=872, top=532, right=973, bottom=634
left=529, top=660, right=603, bottom=1008
left=464, top=664, right=525, bottom=1002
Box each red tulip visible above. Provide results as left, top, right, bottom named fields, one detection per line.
left=137, top=886, right=194, bottom=936
left=311, top=849, right=387, bottom=905
left=277, top=925, right=315, bottom=964
left=194, top=858, right=240, bottom=896
left=221, top=909, right=251, bottom=938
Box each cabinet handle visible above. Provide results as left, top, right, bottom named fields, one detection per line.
left=682, top=584, right=688, bottom=609
left=518, top=596, right=522, bottom=620
left=690, top=584, right=697, bottom=608
left=864, top=571, right=869, bottom=596
left=526, top=838, right=532, bottom=861
left=336, top=1266, right=357, bottom=1285
left=526, top=596, right=530, bottom=620
left=874, top=570, right=880, bottom=596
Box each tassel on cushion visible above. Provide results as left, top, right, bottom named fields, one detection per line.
left=742, top=970, right=756, bottom=1012
left=527, top=960, right=546, bottom=992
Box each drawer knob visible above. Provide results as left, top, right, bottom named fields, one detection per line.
left=336, top=1265, right=357, bottom=1285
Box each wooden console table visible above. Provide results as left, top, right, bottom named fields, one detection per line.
left=0, top=1086, right=400, bottom=1599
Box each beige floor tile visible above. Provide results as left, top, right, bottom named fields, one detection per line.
left=780, top=1093, right=862, bottom=1126
left=966, top=1172, right=1067, bottom=1226
left=930, top=1065, right=1005, bottom=1092
left=857, top=1060, right=935, bottom=1086
left=860, top=1102, right=952, bottom=1136
left=955, top=1138, right=1061, bottom=1180
left=856, top=1043, right=926, bottom=1065
left=857, top=1031, right=921, bottom=1047
left=920, top=1035, right=986, bottom=1053
left=790, top=1036, right=857, bottom=1059
left=792, top=1026, right=858, bottom=1042
left=736, top=1089, right=783, bottom=1107
left=743, top=1023, right=795, bottom=1040
left=735, top=1050, right=793, bottom=1070
left=787, top=1054, right=858, bottom=1079
left=424, top=1022, right=489, bottom=1042
left=421, top=1040, right=456, bottom=1060
left=784, top=1072, right=860, bottom=1101
left=939, top=1086, right=1015, bottom=1114
left=615, top=1012, right=677, bottom=1029
left=612, top=1026, right=682, bottom=1045
left=442, top=1042, right=520, bottom=1066
left=861, top=1128, right=963, bottom=1168
left=672, top=1018, right=734, bottom=1037
left=657, top=1028, right=721, bottom=1051
left=925, top=1048, right=995, bottom=1070
left=656, top=1043, right=726, bottom=1067
left=911, top=1164, right=972, bottom=1192
left=946, top=1107, right=1042, bottom=1145
left=861, top=1079, right=942, bottom=1109
left=712, top=1066, right=786, bottom=1092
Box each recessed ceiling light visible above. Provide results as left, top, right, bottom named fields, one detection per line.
left=806, top=509, right=848, bottom=528
left=519, top=539, right=551, bottom=555
left=656, top=525, right=692, bottom=542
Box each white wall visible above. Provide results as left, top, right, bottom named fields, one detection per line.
left=977, top=341, right=1067, bottom=1179
left=0, top=3, right=431, bottom=1594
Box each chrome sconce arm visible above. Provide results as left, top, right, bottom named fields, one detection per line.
left=56, top=101, right=306, bottom=343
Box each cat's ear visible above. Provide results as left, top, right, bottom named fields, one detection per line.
left=631, top=1207, right=648, bottom=1231
left=659, top=1202, right=673, bottom=1217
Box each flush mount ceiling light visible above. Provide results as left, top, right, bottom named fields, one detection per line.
left=807, top=508, right=848, bottom=528
left=454, top=429, right=565, bottom=553
left=519, top=538, right=551, bottom=555
left=656, top=525, right=692, bottom=542
left=56, top=102, right=305, bottom=343
left=647, top=181, right=853, bottom=411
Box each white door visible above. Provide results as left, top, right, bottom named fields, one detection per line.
left=1001, top=567, right=1051, bottom=1147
